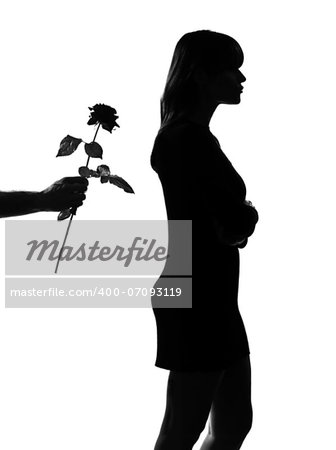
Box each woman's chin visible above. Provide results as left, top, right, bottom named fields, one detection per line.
left=234, top=93, right=242, bottom=104
left=220, top=95, right=242, bottom=105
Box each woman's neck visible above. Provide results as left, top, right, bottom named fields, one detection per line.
left=183, top=100, right=218, bottom=127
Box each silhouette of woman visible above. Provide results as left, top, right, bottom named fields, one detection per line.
left=150, top=30, right=259, bottom=449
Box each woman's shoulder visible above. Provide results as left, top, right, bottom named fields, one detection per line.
left=153, top=121, right=214, bottom=159
left=151, top=122, right=209, bottom=170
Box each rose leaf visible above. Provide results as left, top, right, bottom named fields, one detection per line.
left=84, top=142, right=103, bottom=158
left=109, top=175, right=135, bottom=193
left=57, top=208, right=72, bottom=221
left=100, top=176, right=109, bottom=184
left=78, top=166, right=91, bottom=177
left=97, top=164, right=111, bottom=176
left=57, top=135, right=82, bottom=157
left=89, top=169, right=100, bottom=178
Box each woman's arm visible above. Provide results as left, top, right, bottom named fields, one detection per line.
left=200, top=183, right=259, bottom=247
left=210, top=203, right=257, bottom=247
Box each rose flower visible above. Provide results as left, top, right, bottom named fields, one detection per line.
left=87, top=103, right=120, bottom=133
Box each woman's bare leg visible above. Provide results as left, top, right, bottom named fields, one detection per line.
left=154, top=369, right=226, bottom=450
left=199, top=355, right=253, bottom=450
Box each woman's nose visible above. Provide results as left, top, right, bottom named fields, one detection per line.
left=240, top=71, right=246, bottom=83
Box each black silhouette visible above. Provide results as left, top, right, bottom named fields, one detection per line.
left=0, top=176, right=88, bottom=218
left=150, top=30, right=259, bottom=449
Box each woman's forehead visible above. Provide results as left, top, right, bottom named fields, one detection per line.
left=229, top=42, right=244, bottom=65
left=214, top=39, right=243, bottom=68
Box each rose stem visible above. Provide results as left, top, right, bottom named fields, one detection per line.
left=54, top=213, right=74, bottom=274
left=85, top=123, right=100, bottom=168
left=54, top=123, right=101, bottom=274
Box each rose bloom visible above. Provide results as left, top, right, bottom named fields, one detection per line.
left=87, top=103, right=120, bottom=133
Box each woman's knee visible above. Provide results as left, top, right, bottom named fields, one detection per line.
left=231, top=401, right=253, bottom=438
left=162, top=370, right=225, bottom=436
left=214, top=405, right=253, bottom=447
left=201, top=423, right=252, bottom=450
left=154, top=430, right=200, bottom=450
left=238, top=409, right=253, bottom=440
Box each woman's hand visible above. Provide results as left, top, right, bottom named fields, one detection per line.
left=211, top=199, right=258, bottom=247
left=40, top=176, right=89, bottom=212
left=212, top=215, right=248, bottom=246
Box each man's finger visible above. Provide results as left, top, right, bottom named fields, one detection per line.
left=60, top=177, right=89, bottom=186
left=64, top=194, right=86, bottom=208
left=73, top=193, right=86, bottom=201
left=62, top=183, right=88, bottom=193
left=72, top=200, right=84, bottom=207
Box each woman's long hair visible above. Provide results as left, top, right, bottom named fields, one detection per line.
left=160, top=30, right=244, bottom=130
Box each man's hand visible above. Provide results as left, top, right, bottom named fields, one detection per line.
left=40, top=177, right=88, bottom=212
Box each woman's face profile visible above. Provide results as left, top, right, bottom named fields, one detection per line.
left=208, top=65, right=246, bottom=105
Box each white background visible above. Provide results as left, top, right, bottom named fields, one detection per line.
left=1, top=1, right=336, bottom=449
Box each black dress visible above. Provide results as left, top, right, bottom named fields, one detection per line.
left=150, top=119, right=259, bottom=372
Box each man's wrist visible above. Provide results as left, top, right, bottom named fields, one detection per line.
left=33, top=191, right=46, bottom=213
